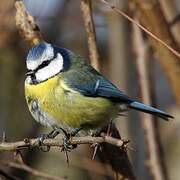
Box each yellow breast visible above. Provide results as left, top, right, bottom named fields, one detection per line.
left=25, top=76, right=118, bottom=129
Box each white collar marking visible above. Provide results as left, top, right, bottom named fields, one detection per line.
left=35, top=53, right=64, bottom=82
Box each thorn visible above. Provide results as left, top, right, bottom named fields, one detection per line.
left=2, top=131, right=6, bottom=143
left=14, top=150, right=24, bottom=164
left=120, top=139, right=132, bottom=151
left=127, top=146, right=137, bottom=152
left=92, top=143, right=99, bottom=159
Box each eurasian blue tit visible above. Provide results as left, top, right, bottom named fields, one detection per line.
left=24, top=42, right=173, bottom=136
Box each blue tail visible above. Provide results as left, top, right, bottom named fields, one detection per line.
left=129, top=101, right=173, bottom=121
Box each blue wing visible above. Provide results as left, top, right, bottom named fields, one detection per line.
left=62, top=59, right=132, bottom=103
left=70, top=75, right=131, bottom=103
left=60, top=49, right=173, bottom=121
left=68, top=73, right=173, bottom=120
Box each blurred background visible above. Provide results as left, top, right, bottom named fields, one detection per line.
left=0, top=0, right=179, bottom=179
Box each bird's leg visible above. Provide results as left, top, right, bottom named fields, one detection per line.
left=60, top=127, right=83, bottom=166
left=46, top=128, right=60, bottom=139
left=61, top=127, right=83, bottom=152
left=37, top=127, right=82, bottom=153
left=69, top=127, right=83, bottom=137
left=38, top=129, right=59, bottom=145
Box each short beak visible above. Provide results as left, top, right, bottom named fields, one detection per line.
left=25, top=70, right=35, bottom=76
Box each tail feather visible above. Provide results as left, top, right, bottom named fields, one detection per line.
left=129, top=101, right=173, bottom=121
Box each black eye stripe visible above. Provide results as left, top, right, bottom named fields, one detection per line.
left=35, top=54, right=58, bottom=71
left=37, top=60, right=50, bottom=69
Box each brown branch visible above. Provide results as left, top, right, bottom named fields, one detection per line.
left=0, top=136, right=126, bottom=152
left=15, top=1, right=44, bottom=47
left=134, top=0, right=180, bottom=105
left=4, top=161, right=64, bottom=180
left=99, top=0, right=180, bottom=106
left=1, top=150, right=64, bottom=180
left=80, top=0, right=100, bottom=70
left=131, top=0, right=180, bottom=106
left=99, top=0, right=180, bottom=59
left=133, top=19, right=169, bottom=180
left=0, top=168, right=21, bottom=180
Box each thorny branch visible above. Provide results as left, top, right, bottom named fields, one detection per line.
left=0, top=135, right=128, bottom=152
left=0, top=151, right=65, bottom=180
left=0, top=168, right=21, bottom=180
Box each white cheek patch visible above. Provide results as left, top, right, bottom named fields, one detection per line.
left=27, top=60, right=40, bottom=71
left=35, top=53, right=64, bottom=82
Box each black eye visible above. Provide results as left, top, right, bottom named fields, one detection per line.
left=41, top=60, right=50, bottom=66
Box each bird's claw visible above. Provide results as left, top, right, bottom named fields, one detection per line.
left=38, top=135, right=47, bottom=146
left=61, top=136, right=77, bottom=152
left=61, top=136, right=77, bottom=167
left=37, top=128, right=81, bottom=154
left=60, top=127, right=82, bottom=152
left=37, top=134, right=51, bottom=152
left=37, top=129, right=61, bottom=152
left=38, top=129, right=61, bottom=145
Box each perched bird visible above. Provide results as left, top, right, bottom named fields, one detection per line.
left=25, top=42, right=173, bottom=137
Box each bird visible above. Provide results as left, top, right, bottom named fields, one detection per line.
left=24, top=42, right=173, bottom=139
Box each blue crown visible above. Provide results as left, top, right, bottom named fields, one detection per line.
left=26, top=42, right=71, bottom=71
left=27, top=43, right=54, bottom=61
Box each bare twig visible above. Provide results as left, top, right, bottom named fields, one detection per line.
left=80, top=0, right=100, bottom=70
left=2, top=132, right=6, bottom=143
left=99, top=0, right=180, bottom=59
left=0, top=136, right=125, bottom=152
left=0, top=168, right=21, bottom=180
left=133, top=18, right=169, bottom=180
left=99, top=0, right=180, bottom=106
left=15, top=1, right=44, bottom=47
left=133, top=0, right=180, bottom=107
left=4, top=162, right=64, bottom=180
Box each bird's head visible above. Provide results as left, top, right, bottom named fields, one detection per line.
left=26, top=42, right=70, bottom=84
